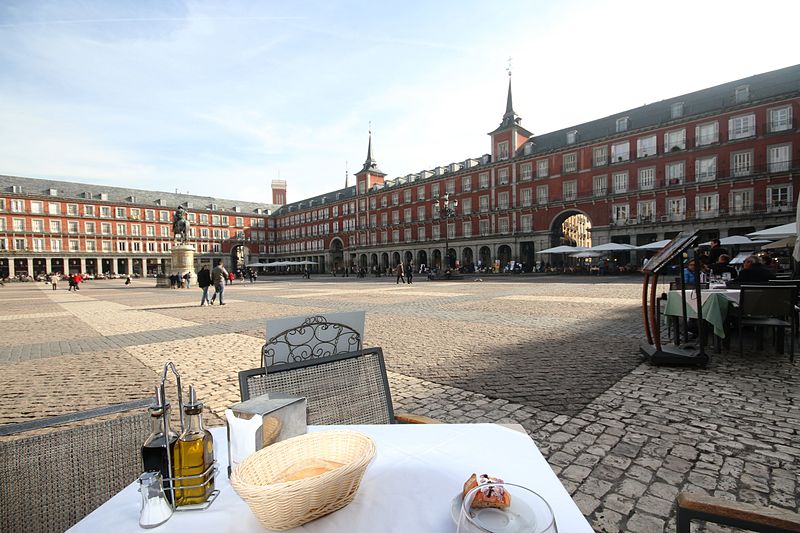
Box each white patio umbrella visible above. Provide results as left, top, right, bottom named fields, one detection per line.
left=747, top=222, right=797, bottom=240
left=762, top=236, right=796, bottom=250
left=636, top=239, right=672, bottom=250
left=699, top=235, right=761, bottom=247
left=246, top=262, right=270, bottom=268
left=536, top=245, right=588, bottom=254
left=589, top=242, right=636, bottom=252
left=570, top=251, right=603, bottom=258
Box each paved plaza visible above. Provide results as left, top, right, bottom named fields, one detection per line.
left=1, top=275, right=798, bottom=532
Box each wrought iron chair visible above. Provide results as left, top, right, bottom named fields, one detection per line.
left=241, top=347, right=434, bottom=425
left=677, top=492, right=800, bottom=532
left=262, top=312, right=364, bottom=369
left=737, top=285, right=796, bottom=362
left=0, top=399, right=151, bottom=533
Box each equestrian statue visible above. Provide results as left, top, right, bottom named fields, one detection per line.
left=173, top=205, right=191, bottom=245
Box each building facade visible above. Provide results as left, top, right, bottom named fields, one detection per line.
left=1, top=64, right=798, bottom=277
left=0, top=176, right=277, bottom=278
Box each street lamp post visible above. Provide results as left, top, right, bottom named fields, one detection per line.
left=433, top=193, right=458, bottom=270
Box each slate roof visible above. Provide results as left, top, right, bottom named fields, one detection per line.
left=523, top=63, right=800, bottom=156
left=272, top=185, right=357, bottom=216
left=0, top=174, right=277, bottom=214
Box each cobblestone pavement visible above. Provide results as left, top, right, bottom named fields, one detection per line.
left=0, top=276, right=797, bottom=532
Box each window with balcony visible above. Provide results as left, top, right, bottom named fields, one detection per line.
left=404, top=190, right=412, bottom=203
left=417, top=186, right=425, bottom=201
left=50, top=220, right=62, bottom=233
left=697, top=194, right=719, bottom=219
left=664, top=129, right=686, bottom=152
left=48, top=202, right=60, bottom=215
left=666, top=161, right=685, bottom=185
left=612, top=171, right=628, bottom=193
left=695, top=156, right=717, bottom=182
left=431, top=183, right=440, bottom=198
left=131, top=224, right=141, bottom=236
left=160, top=211, right=169, bottom=222
left=369, top=197, right=376, bottom=209
left=446, top=180, right=456, bottom=193
left=447, top=222, right=456, bottom=239
left=478, top=173, right=489, bottom=189
left=13, top=218, right=24, bottom=231
left=611, top=141, right=630, bottom=162
left=115, top=207, right=125, bottom=218
left=416, top=206, right=425, bottom=221
left=695, top=122, right=718, bottom=146
left=536, top=185, right=548, bottom=205
left=417, top=227, right=426, bottom=241
left=499, top=218, right=509, bottom=234
left=667, top=197, right=686, bottom=221
left=563, top=180, right=577, bottom=201
left=380, top=213, right=388, bottom=226
left=520, top=163, right=532, bottom=181
left=521, top=188, right=532, bottom=207
left=731, top=150, right=753, bottom=177
left=14, top=238, right=26, bottom=250
left=86, top=240, right=96, bottom=252
left=462, top=221, right=472, bottom=238
left=404, top=228, right=412, bottom=242
left=769, top=106, right=792, bottom=132
left=30, top=201, right=43, bottom=214
left=638, top=167, right=656, bottom=190
left=431, top=226, right=440, bottom=240
left=593, top=175, right=607, bottom=197
left=51, top=239, right=62, bottom=252
left=161, top=226, right=169, bottom=237
left=100, top=206, right=111, bottom=218
left=728, top=114, right=755, bottom=140
left=479, top=220, right=490, bottom=236
left=536, top=160, right=548, bottom=178
left=479, top=196, right=489, bottom=212
left=768, top=144, right=791, bottom=172
left=11, top=200, right=24, bottom=212
left=593, top=146, right=608, bottom=167
left=31, top=219, right=43, bottom=232
left=404, top=208, right=412, bottom=223
left=116, top=223, right=126, bottom=235
left=461, top=198, right=472, bottom=215
left=461, top=176, right=472, bottom=192
left=521, top=215, right=532, bottom=232
left=498, top=192, right=509, bottom=209
left=497, top=141, right=509, bottom=160
left=32, top=238, right=44, bottom=252
left=68, top=221, right=79, bottom=233
left=637, top=200, right=656, bottom=223
left=100, top=222, right=110, bottom=235
left=636, top=135, right=657, bottom=158
left=391, top=193, right=399, bottom=206
left=83, top=204, right=95, bottom=217
left=69, top=239, right=80, bottom=252
left=730, top=189, right=753, bottom=215
left=498, top=168, right=509, bottom=185
left=612, top=204, right=629, bottom=224
left=562, top=153, right=577, bottom=173
left=102, top=240, right=112, bottom=252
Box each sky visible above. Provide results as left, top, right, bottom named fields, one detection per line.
left=1, top=0, right=799, bottom=205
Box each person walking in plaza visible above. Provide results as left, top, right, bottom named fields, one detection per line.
left=124, top=274, right=131, bottom=286
left=211, top=260, right=229, bottom=305
left=50, top=273, right=58, bottom=290
left=197, top=265, right=212, bottom=306
left=183, top=271, right=192, bottom=288
left=406, top=263, right=413, bottom=284
left=395, top=262, right=405, bottom=284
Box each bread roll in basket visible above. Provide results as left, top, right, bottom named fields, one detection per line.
left=230, top=430, right=376, bottom=530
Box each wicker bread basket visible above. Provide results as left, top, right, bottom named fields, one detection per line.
left=230, top=430, right=376, bottom=531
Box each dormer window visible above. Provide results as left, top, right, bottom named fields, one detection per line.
left=523, top=142, right=534, bottom=156
left=566, top=131, right=577, bottom=145
left=615, top=117, right=629, bottom=133
left=671, top=102, right=684, bottom=119
left=735, top=85, right=749, bottom=103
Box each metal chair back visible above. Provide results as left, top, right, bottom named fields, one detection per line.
left=739, top=285, right=795, bottom=319
left=262, top=312, right=364, bottom=368
left=241, top=347, right=395, bottom=425
left=0, top=399, right=151, bottom=533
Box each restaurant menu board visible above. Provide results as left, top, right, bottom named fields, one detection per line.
left=641, top=230, right=701, bottom=274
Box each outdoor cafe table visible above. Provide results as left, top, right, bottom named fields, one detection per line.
left=664, top=288, right=740, bottom=338
left=68, top=423, right=593, bottom=532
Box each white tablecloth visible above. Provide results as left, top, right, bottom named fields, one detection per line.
left=68, top=424, right=592, bottom=532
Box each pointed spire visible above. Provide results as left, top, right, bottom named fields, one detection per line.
left=345, top=161, right=349, bottom=188
left=361, top=125, right=384, bottom=174
left=499, top=60, right=519, bottom=129
left=505, top=76, right=514, bottom=116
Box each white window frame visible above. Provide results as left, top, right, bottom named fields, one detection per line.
left=611, top=141, right=630, bottom=163
left=562, top=180, right=577, bottom=201
left=536, top=160, right=548, bottom=178
left=728, top=113, right=755, bottom=140
left=636, top=135, right=657, bottom=158
left=768, top=105, right=792, bottom=132
left=731, top=150, right=753, bottom=177
left=562, top=153, right=577, bottom=173
left=520, top=163, right=532, bottom=181
left=612, top=171, right=628, bottom=194
left=695, top=155, right=717, bottom=182
left=666, top=161, right=685, bottom=185
left=729, top=189, right=753, bottom=215
left=638, top=167, right=656, bottom=190
left=767, top=144, right=791, bottom=173
left=536, top=185, right=548, bottom=205
left=695, top=122, right=718, bottom=146
left=593, top=175, right=607, bottom=197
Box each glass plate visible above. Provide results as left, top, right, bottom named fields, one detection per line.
left=450, top=492, right=540, bottom=533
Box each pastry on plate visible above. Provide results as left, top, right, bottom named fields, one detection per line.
left=463, top=473, right=511, bottom=510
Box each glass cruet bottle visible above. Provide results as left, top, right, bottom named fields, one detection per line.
left=173, top=385, right=215, bottom=505
left=141, top=387, right=177, bottom=504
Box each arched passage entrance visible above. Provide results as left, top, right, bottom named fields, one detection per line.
left=479, top=246, right=491, bottom=269
left=370, top=253, right=378, bottom=267
left=417, top=250, right=428, bottom=269
left=431, top=249, right=442, bottom=269
left=404, top=251, right=413, bottom=266
left=392, top=251, right=401, bottom=267
left=550, top=210, right=592, bottom=248
left=497, top=245, right=512, bottom=268
left=231, top=245, right=250, bottom=271
left=329, top=238, right=344, bottom=272
left=359, top=254, right=367, bottom=269
left=380, top=253, right=389, bottom=271
left=462, top=247, right=474, bottom=272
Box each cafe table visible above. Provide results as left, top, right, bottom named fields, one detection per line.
left=68, top=423, right=593, bottom=532
left=664, top=288, right=740, bottom=338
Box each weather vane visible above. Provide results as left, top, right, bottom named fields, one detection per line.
left=506, top=56, right=512, bottom=78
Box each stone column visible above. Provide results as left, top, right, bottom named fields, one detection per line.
left=80, top=258, right=86, bottom=274
left=46, top=258, right=53, bottom=274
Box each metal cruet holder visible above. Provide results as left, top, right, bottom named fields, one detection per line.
left=158, top=361, right=219, bottom=512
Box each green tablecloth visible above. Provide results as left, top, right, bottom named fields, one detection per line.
left=664, top=290, right=738, bottom=338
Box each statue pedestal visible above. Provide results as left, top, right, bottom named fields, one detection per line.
left=170, top=244, right=196, bottom=277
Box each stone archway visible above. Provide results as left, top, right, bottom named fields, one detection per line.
left=359, top=254, right=367, bottom=269
left=404, top=251, right=413, bottom=265
left=431, top=249, right=442, bottom=269
left=417, top=250, right=428, bottom=269
left=370, top=253, right=378, bottom=267
left=230, top=245, right=250, bottom=271
left=479, top=246, right=491, bottom=268
left=329, top=238, right=344, bottom=272
left=392, top=251, right=401, bottom=267
left=462, top=247, right=474, bottom=271
left=380, top=252, right=389, bottom=271
left=550, top=209, right=592, bottom=248
left=497, top=245, right=512, bottom=268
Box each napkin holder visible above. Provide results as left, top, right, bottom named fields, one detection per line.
left=226, top=393, right=307, bottom=476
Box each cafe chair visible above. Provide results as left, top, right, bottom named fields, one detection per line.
left=737, top=285, right=796, bottom=362
left=240, top=347, right=436, bottom=425
left=768, top=279, right=800, bottom=338
left=262, top=312, right=364, bottom=368
left=0, top=398, right=152, bottom=533
left=677, top=492, right=800, bottom=532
